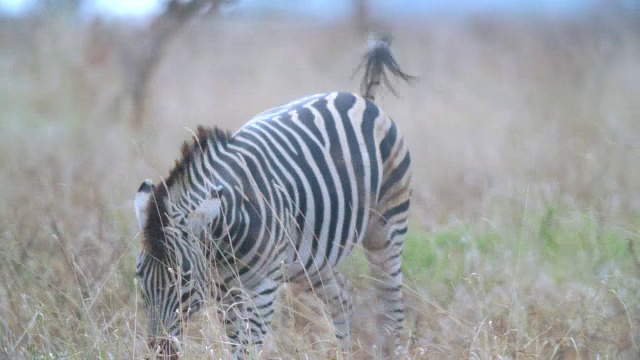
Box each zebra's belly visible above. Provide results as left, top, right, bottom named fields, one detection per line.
left=282, top=212, right=370, bottom=282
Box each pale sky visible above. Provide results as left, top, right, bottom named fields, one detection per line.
left=0, top=0, right=604, bottom=19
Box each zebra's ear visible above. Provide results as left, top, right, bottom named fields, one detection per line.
left=135, top=179, right=154, bottom=230
left=187, top=186, right=224, bottom=234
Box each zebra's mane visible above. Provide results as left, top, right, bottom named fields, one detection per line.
left=143, top=126, right=232, bottom=260
left=164, top=126, right=232, bottom=191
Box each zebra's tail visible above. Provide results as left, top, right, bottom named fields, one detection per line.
left=355, top=33, right=416, bottom=102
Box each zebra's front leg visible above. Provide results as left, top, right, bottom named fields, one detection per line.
left=219, top=278, right=279, bottom=359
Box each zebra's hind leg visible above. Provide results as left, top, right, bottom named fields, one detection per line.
left=362, top=209, right=409, bottom=359
left=298, top=267, right=353, bottom=356
left=219, top=278, right=279, bottom=359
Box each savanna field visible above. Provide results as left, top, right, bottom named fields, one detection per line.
left=1, top=7, right=639, bottom=359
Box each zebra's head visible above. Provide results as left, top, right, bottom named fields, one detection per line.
left=134, top=179, right=219, bottom=357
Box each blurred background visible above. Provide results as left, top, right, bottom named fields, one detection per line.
left=0, top=0, right=639, bottom=358
left=2, top=0, right=638, bottom=223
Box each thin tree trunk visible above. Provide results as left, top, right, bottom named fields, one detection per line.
left=129, top=0, right=227, bottom=127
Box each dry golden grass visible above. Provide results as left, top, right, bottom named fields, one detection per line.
left=1, top=9, right=638, bottom=359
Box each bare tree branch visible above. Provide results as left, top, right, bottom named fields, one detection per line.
left=128, top=0, right=233, bottom=127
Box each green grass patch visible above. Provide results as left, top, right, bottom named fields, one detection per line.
left=399, top=224, right=502, bottom=300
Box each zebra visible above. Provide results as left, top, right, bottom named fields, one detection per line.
left=134, top=34, right=414, bottom=359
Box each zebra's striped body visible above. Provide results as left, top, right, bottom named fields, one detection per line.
left=135, top=37, right=412, bottom=359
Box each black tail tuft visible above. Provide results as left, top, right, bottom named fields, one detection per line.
left=355, top=33, right=416, bottom=102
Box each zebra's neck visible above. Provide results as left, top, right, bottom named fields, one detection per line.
left=162, top=134, right=248, bottom=241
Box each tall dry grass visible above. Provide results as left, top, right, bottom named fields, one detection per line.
left=0, top=8, right=638, bottom=359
